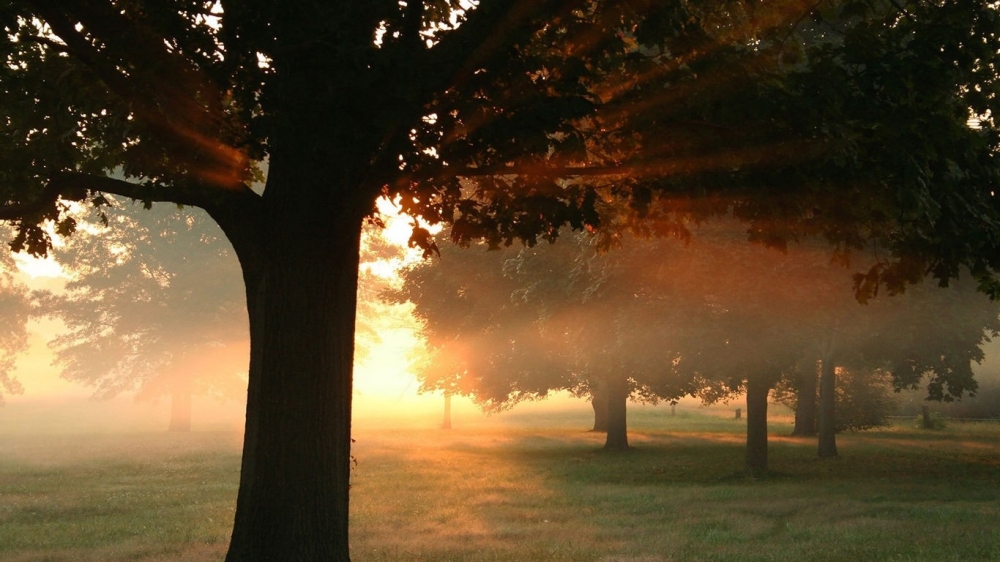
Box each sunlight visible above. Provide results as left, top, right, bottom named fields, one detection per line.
left=13, top=253, right=63, bottom=279
left=376, top=195, right=442, bottom=249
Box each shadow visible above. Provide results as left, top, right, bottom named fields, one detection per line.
left=349, top=420, right=1000, bottom=560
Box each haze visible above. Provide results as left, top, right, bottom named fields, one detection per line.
left=2, top=208, right=998, bottom=562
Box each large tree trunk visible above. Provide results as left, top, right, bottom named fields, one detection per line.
left=442, top=393, right=452, bottom=430
left=603, top=376, right=629, bottom=451
left=168, top=376, right=192, bottom=433
left=223, top=159, right=365, bottom=561
left=745, top=378, right=770, bottom=474
left=792, top=362, right=818, bottom=436
left=818, top=354, right=839, bottom=458
left=591, top=385, right=608, bottom=432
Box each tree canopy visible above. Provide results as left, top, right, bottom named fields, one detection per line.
left=398, top=218, right=1000, bottom=469
left=0, top=229, right=29, bottom=403
left=34, top=199, right=248, bottom=429
left=3, top=1, right=1000, bottom=559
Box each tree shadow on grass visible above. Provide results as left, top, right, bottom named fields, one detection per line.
left=351, top=424, right=1000, bottom=562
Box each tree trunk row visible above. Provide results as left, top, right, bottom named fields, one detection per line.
left=586, top=359, right=839, bottom=478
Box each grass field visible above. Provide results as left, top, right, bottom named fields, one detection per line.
left=1, top=405, right=998, bottom=561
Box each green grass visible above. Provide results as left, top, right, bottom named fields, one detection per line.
left=1, top=408, right=998, bottom=561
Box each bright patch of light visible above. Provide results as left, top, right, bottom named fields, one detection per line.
left=256, top=52, right=272, bottom=70
left=376, top=196, right=442, bottom=248
left=13, top=253, right=63, bottom=279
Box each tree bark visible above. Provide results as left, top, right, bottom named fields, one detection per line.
left=603, top=376, right=629, bottom=451
left=168, top=377, right=192, bottom=432
left=745, top=378, right=770, bottom=475
left=222, top=159, right=365, bottom=561
left=818, top=355, right=839, bottom=458
left=792, top=362, right=818, bottom=436
left=591, top=386, right=608, bottom=432
left=442, top=393, right=452, bottom=429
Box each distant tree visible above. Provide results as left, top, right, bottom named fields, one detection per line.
left=832, top=369, right=896, bottom=432
left=500, top=233, right=696, bottom=451
left=35, top=200, right=248, bottom=431
left=392, top=240, right=570, bottom=415
left=395, top=231, right=694, bottom=450
left=355, top=218, right=413, bottom=366
left=0, top=233, right=29, bottom=403
left=774, top=367, right=896, bottom=433
left=679, top=221, right=1000, bottom=470
left=804, top=275, right=1000, bottom=455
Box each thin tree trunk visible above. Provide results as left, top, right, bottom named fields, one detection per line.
left=921, top=405, right=933, bottom=429
left=745, top=378, right=770, bottom=474
left=792, top=362, right=818, bottom=436
left=818, top=355, right=839, bottom=458
left=591, top=386, right=608, bottom=432
left=603, top=376, right=629, bottom=451
left=168, top=376, right=192, bottom=432
left=223, top=175, right=364, bottom=561
left=442, top=393, right=452, bottom=429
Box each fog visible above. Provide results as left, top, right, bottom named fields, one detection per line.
left=1, top=212, right=998, bottom=459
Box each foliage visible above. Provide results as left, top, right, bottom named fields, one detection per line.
left=3, top=0, right=1000, bottom=558
left=402, top=217, right=1000, bottom=422
left=774, top=368, right=896, bottom=432
left=855, top=277, right=1000, bottom=401
left=394, top=230, right=699, bottom=414
left=0, top=273, right=28, bottom=404
left=35, top=199, right=248, bottom=404
left=0, top=224, right=28, bottom=403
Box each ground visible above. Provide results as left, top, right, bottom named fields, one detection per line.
left=0, top=403, right=997, bottom=561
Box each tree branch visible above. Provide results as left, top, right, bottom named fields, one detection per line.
left=27, top=0, right=240, bottom=187
left=2, top=171, right=264, bottom=267
left=1, top=172, right=260, bottom=221
left=424, top=0, right=566, bottom=93
left=19, top=34, right=72, bottom=54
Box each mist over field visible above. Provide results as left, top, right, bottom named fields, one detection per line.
left=1, top=214, right=999, bottom=562
left=0, top=193, right=998, bottom=562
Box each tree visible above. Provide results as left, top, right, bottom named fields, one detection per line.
left=668, top=223, right=823, bottom=474
left=503, top=233, right=696, bottom=451
left=35, top=199, right=248, bottom=431
left=394, top=239, right=575, bottom=413
left=396, top=231, right=693, bottom=451
left=0, top=228, right=29, bottom=403
left=677, top=221, right=1000, bottom=469
left=3, top=2, right=999, bottom=559
left=775, top=366, right=897, bottom=433
left=805, top=274, right=1000, bottom=455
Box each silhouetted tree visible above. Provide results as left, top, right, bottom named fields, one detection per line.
left=3, top=2, right=999, bottom=559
